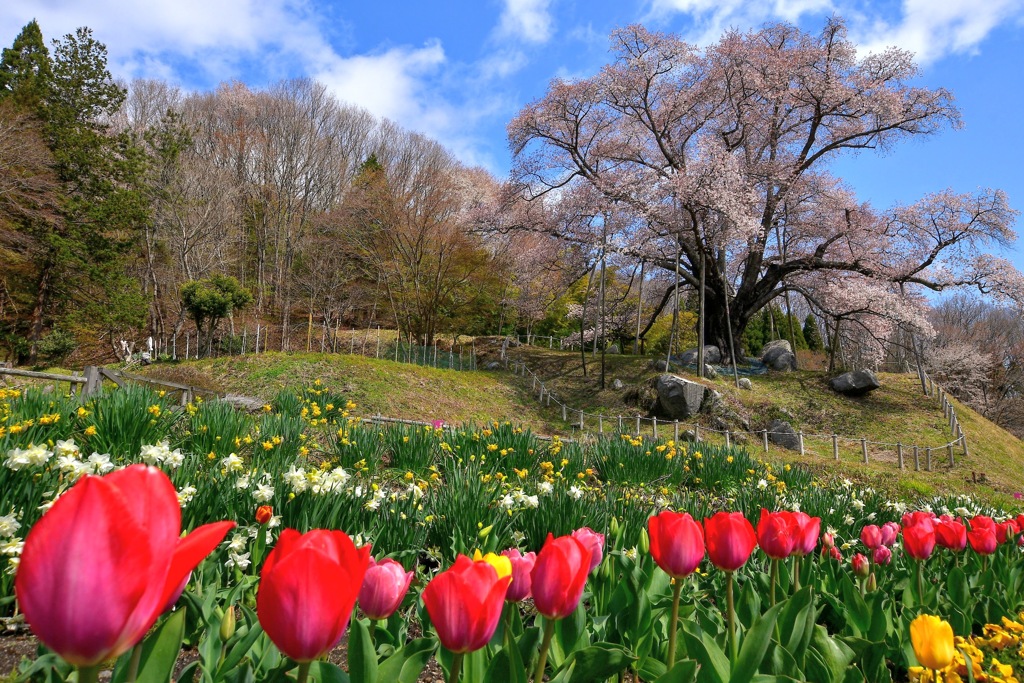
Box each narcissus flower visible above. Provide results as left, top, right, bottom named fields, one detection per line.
left=648, top=510, right=704, bottom=579
left=257, top=529, right=370, bottom=662
left=909, top=614, right=955, bottom=671
left=15, top=465, right=234, bottom=667
left=422, top=555, right=511, bottom=653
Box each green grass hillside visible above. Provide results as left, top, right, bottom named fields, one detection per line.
left=132, top=344, right=1024, bottom=507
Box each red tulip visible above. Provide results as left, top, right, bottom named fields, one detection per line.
left=903, top=524, right=937, bottom=560
left=257, top=529, right=370, bottom=662
left=970, top=515, right=995, bottom=532
left=531, top=534, right=591, bottom=619
left=757, top=510, right=797, bottom=560
left=968, top=527, right=998, bottom=555
left=422, top=555, right=511, bottom=653
left=997, top=520, right=1018, bottom=545
left=704, top=512, right=758, bottom=571
left=860, top=525, right=883, bottom=550
left=359, top=557, right=414, bottom=620
left=851, top=553, right=869, bottom=578
left=935, top=520, right=967, bottom=551
left=649, top=511, right=705, bottom=579
left=827, top=546, right=843, bottom=562
left=15, top=465, right=234, bottom=667
left=791, top=512, right=821, bottom=556
left=880, top=522, right=901, bottom=547
left=256, top=505, right=273, bottom=525
left=571, top=527, right=605, bottom=571
left=501, top=548, right=537, bottom=602
left=873, top=546, right=892, bottom=565
left=902, top=511, right=937, bottom=532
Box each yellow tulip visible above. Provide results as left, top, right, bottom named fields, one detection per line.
left=472, top=549, right=512, bottom=581
left=910, top=614, right=955, bottom=671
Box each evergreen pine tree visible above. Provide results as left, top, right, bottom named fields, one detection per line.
left=0, top=20, right=51, bottom=112
left=803, top=313, right=824, bottom=351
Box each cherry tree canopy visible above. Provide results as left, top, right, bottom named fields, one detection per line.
left=506, top=18, right=1021, bottom=360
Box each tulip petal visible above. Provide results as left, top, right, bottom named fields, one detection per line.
left=16, top=476, right=152, bottom=666
left=158, top=521, right=236, bottom=611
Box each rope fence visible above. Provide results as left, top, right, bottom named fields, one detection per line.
left=499, top=339, right=969, bottom=472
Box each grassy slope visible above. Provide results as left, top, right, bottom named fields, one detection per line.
left=132, top=344, right=1024, bottom=506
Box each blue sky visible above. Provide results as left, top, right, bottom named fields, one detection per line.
left=4, top=0, right=1024, bottom=265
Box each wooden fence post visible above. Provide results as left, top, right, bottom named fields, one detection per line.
left=618, top=415, right=623, bottom=433
left=861, top=438, right=868, bottom=464
left=562, top=404, right=567, bottom=421
left=925, top=447, right=932, bottom=471
left=948, top=442, right=955, bottom=467
left=763, top=429, right=769, bottom=453
left=725, top=430, right=731, bottom=448
left=798, top=431, right=804, bottom=456
left=913, top=446, right=920, bottom=471
left=832, top=434, right=839, bottom=461
left=652, top=416, right=658, bottom=438
left=674, top=420, right=679, bottom=442
left=83, top=366, right=101, bottom=397
left=694, top=425, right=701, bottom=442
left=635, top=416, right=641, bottom=437
left=897, top=442, right=904, bottom=469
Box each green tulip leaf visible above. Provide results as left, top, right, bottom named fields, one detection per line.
left=348, top=619, right=378, bottom=683
left=218, top=621, right=266, bottom=675
left=654, top=659, right=699, bottom=683
left=377, top=637, right=437, bottom=683
left=730, top=602, right=784, bottom=683
left=112, top=608, right=186, bottom=683
left=483, top=644, right=528, bottom=683
left=307, top=661, right=351, bottom=683
left=680, top=621, right=729, bottom=683
left=550, top=643, right=635, bottom=683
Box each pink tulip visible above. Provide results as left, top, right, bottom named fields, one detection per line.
left=532, top=534, right=591, bottom=619
left=873, top=546, right=892, bottom=565
left=359, top=558, right=414, bottom=620
left=501, top=549, right=537, bottom=602
left=881, top=522, right=901, bottom=546
left=792, top=512, right=821, bottom=556
left=571, top=527, right=605, bottom=571
left=860, top=525, right=883, bottom=550
left=15, top=465, right=234, bottom=667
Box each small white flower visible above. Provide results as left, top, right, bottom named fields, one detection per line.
left=226, top=551, right=251, bottom=570
left=851, top=499, right=865, bottom=511
left=54, top=439, right=80, bottom=458
left=843, top=515, right=855, bottom=526
left=163, top=448, right=185, bottom=469
left=284, top=466, right=308, bottom=494
left=954, top=507, right=970, bottom=517
left=757, top=479, right=768, bottom=490
left=538, top=481, right=553, bottom=494
left=0, top=538, right=23, bottom=556
left=253, top=483, right=275, bottom=503
left=5, top=556, right=20, bottom=575
left=57, top=455, right=88, bottom=478
left=0, top=514, right=21, bottom=538
left=226, top=534, right=247, bottom=553
left=177, top=485, right=197, bottom=507
left=140, top=443, right=165, bottom=465
left=866, top=512, right=877, bottom=521
left=86, top=452, right=114, bottom=474
left=220, top=453, right=245, bottom=473
left=499, top=494, right=515, bottom=509
left=235, top=474, right=251, bottom=490
left=364, top=498, right=381, bottom=511
left=568, top=486, right=584, bottom=500
left=523, top=495, right=539, bottom=509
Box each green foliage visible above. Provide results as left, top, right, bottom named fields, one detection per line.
left=744, top=306, right=807, bottom=356
left=181, top=275, right=253, bottom=355
left=803, top=314, right=824, bottom=351
left=0, top=20, right=51, bottom=111
left=34, top=326, right=77, bottom=365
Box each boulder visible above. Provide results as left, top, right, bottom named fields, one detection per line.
left=738, top=377, right=753, bottom=391
left=653, top=374, right=712, bottom=420
left=607, top=344, right=620, bottom=354
left=767, top=419, right=801, bottom=451
left=649, top=359, right=675, bottom=372
left=703, top=364, right=718, bottom=379
left=676, top=345, right=722, bottom=365
left=222, top=394, right=266, bottom=413
left=761, top=340, right=797, bottom=372
left=484, top=361, right=502, bottom=370
left=829, top=369, right=881, bottom=396
left=611, top=378, right=624, bottom=390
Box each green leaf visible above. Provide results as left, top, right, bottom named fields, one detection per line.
left=348, top=619, right=378, bottom=683
left=550, top=643, right=635, bottom=683
left=218, top=622, right=266, bottom=675
left=680, top=622, right=729, bottom=683
left=484, top=644, right=528, bottom=683
left=654, top=659, right=699, bottom=683
left=377, top=638, right=437, bottom=683
left=777, top=587, right=812, bottom=658
left=730, top=602, right=784, bottom=683
left=838, top=576, right=869, bottom=636
left=948, top=567, right=969, bottom=606
left=809, top=626, right=855, bottom=683
left=112, top=608, right=186, bottom=683
left=307, top=661, right=351, bottom=683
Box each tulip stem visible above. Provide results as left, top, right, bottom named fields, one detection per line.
left=916, top=560, right=925, bottom=605
left=503, top=605, right=513, bottom=652
left=296, top=661, right=310, bottom=683
left=726, top=572, right=738, bottom=663
left=448, top=652, right=464, bottom=683
left=78, top=666, right=101, bottom=683
left=127, top=642, right=143, bottom=683
left=770, top=559, right=778, bottom=607
left=793, top=556, right=801, bottom=591
left=668, top=579, right=682, bottom=667
left=535, top=618, right=556, bottom=682
left=369, top=619, right=377, bottom=643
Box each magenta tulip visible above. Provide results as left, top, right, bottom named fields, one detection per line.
left=792, top=512, right=821, bottom=556
left=880, top=522, right=901, bottom=546
left=860, top=524, right=883, bottom=550
left=15, top=465, right=234, bottom=668
left=359, top=557, right=414, bottom=620
left=571, top=527, right=605, bottom=571
left=501, top=548, right=537, bottom=602
left=873, top=546, right=892, bottom=565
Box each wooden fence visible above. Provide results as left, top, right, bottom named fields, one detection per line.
left=0, top=365, right=218, bottom=405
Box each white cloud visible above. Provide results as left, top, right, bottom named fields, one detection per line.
left=645, top=0, right=1024, bottom=63
left=497, top=0, right=555, bottom=43
left=854, top=0, right=1024, bottom=64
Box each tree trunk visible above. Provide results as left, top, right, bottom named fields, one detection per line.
left=27, top=258, right=54, bottom=365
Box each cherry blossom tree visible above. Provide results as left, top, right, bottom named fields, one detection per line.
left=506, top=18, right=1021, bottom=361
